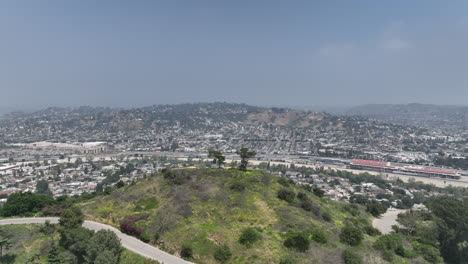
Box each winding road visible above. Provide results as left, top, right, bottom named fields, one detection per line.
left=0, top=217, right=193, bottom=264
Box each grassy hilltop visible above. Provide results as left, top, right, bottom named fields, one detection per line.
left=0, top=168, right=440, bottom=263
left=82, top=168, right=387, bottom=264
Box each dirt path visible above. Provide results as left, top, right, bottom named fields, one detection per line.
left=372, top=209, right=407, bottom=234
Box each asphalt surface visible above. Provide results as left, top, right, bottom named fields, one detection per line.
left=0, top=217, right=193, bottom=264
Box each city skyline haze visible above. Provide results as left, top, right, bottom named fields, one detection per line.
left=1, top=1, right=468, bottom=108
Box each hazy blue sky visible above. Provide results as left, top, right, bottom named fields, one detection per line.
left=1, top=1, right=468, bottom=108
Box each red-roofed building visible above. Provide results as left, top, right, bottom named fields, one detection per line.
left=352, top=159, right=391, bottom=167
left=0, top=190, right=13, bottom=198
left=403, top=167, right=460, bottom=179
left=350, top=159, right=395, bottom=172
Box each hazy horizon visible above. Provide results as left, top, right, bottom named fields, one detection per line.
left=2, top=1, right=468, bottom=108
left=3, top=102, right=468, bottom=116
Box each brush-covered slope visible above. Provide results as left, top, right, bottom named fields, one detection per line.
left=82, top=169, right=383, bottom=264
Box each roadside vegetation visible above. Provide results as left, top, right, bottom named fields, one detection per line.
left=0, top=202, right=159, bottom=263
left=392, top=196, right=468, bottom=264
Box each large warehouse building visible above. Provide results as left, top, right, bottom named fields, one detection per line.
left=350, top=159, right=461, bottom=179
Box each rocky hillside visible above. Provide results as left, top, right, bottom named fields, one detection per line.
left=246, top=109, right=344, bottom=129
left=347, top=103, right=468, bottom=130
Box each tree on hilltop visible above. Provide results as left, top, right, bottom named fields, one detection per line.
left=237, top=148, right=256, bottom=171
left=208, top=150, right=226, bottom=168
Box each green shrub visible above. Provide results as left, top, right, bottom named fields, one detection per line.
left=153, top=232, right=160, bottom=242
left=239, top=227, right=261, bottom=247
left=366, top=200, right=387, bottom=217
left=230, top=182, right=246, bottom=192
left=312, top=186, right=324, bottom=198
left=139, top=232, right=151, bottom=243
left=340, top=224, right=363, bottom=246
left=279, top=258, right=295, bottom=264
left=374, top=234, right=405, bottom=256
left=297, top=192, right=307, bottom=200
left=382, top=249, right=394, bottom=262
left=214, top=244, right=232, bottom=263
left=162, top=168, right=174, bottom=179
left=163, top=169, right=190, bottom=185
left=116, top=180, right=125, bottom=188
left=180, top=246, right=193, bottom=259
left=395, top=245, right=411, bottom=258
left=364, top=225, right=381, bottom=236
left=300, top=199, right=314, bottom=212
left=312, top=204, right=321, bottom=216
left=278, top=177, right=293, bottom=187
left=40, top=220, right=56, bottom=235
left=343, top=249, right=362, bottom=264
left=135, top=197, right=158, bottom=210
left=412, top=242, right=442, bottom=263
left=277, top=189, right=296, bottom=203
left=322, top=212, right=332, bottom=222
left=284, top=233, right=310, bottom=252
left=59, top=206, right=84, bottom=229
left=104, top=186, right=114, bottom=195
left=374, top=234, right=413, bottom=260
left=343, top=203, right=360, bottom=217
left=311, top=229, right=327, bottom=244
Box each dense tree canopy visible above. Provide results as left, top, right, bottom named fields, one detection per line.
left=85, top=230, right=121, bottom=263
left=59, top=226, right=94, bottom=262
left=59, top=206, right=84, bottom=229
left=427, top=196, right=468, bottom=263
left=0, top=192, right=54, bottom=217
left=56, top=208, right=122, bottom=263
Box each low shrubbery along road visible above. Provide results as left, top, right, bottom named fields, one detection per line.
left=0, top=217, right=194, bottom=264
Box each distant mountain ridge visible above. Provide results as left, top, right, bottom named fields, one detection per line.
left=346, top=103, right=468, bottom=130
left=1, top=102, right=409, bottom=158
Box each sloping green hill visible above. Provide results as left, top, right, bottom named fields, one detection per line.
left=81, top=169, right=401, bottom=264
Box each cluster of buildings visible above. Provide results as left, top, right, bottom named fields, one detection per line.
left=279, top=168, right=429, bottom=210
left=0, top=103, right=466, bottom=200
left=0, top=157, right=164, bottom=199
left=1, top=104, right=467, bottom=168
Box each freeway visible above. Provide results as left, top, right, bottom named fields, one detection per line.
left=0, top=217, right=193, bottom=264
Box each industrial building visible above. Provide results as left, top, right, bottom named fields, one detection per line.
left=350, top=159, right=461, bottom=180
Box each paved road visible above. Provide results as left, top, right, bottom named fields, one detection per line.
left=0, top=217, right=193, bottom=264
